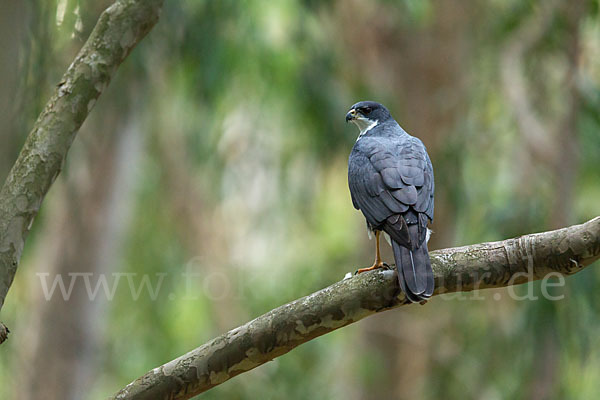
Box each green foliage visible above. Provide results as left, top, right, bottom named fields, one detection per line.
left=0, top=0, right=599, bottom=399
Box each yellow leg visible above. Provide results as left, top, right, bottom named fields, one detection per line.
left=357, top=231, right=385, bottom=273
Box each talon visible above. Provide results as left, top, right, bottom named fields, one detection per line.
left=357, top=261, right=385, bottom=274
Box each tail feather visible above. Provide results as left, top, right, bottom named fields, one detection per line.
left=422, top=241, right=434, bottom=297
left=391, top=225, right=433, bottom=303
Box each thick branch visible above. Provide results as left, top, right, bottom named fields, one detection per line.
left=0, top=0, right=164, bottom=340
left=111, top=217, right=600, bottom=400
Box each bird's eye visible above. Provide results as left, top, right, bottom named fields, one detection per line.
left=362, top=107, right=372, bottom=114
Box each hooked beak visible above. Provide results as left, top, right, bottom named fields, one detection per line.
left=345, top=108, right=357, bottom=122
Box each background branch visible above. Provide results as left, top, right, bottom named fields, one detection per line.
left=0, top=0, right=164, bottom=343
left=111, top=217, right=600, bottom=400
left=500, top=0, right=585, bottom=230
left=500, top=0, right=562, bottom=165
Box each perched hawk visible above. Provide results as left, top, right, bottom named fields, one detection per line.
left=346, top=101, right=434, bottom=303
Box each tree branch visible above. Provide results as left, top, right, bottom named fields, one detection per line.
left=111, top=217, right=600, bottom=400
left=500, top=0, right=562, bottom=165
left=0, top=0, right=164, bottom=343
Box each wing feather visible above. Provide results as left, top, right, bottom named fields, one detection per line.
left=348, top=131, right=434, bottom=245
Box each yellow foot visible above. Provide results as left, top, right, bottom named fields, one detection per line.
left=357, top=262, right=385, bottom=274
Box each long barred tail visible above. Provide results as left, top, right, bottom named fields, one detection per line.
left=392, top=225, right=434, bottom=303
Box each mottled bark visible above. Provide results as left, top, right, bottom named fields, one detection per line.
left=0, top=0, right=164, bottom=343
left=111, top=217, right=600, bottom=400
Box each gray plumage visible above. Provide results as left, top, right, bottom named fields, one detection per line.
left=347, top=101, right=434, bottom=303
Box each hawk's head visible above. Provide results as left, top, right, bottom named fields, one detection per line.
left=345, top=101, right=391, bottom=135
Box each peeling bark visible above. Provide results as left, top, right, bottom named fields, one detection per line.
left=0, top=0, right=164, bottom=342
left=111, top=217, right=600, bottom=400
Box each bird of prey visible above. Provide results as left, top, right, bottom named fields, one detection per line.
left=346, top=101, right=434, bottom=303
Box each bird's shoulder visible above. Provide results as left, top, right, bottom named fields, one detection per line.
left=351, top=124, right=402, bottom=153
left=352, top=132, right=428, bottom=165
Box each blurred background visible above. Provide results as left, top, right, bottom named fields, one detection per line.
left=0, top=0, right=599, bottom=399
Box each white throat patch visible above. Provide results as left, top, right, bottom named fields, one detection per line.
left=352, top=117, right=378, bottom=141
